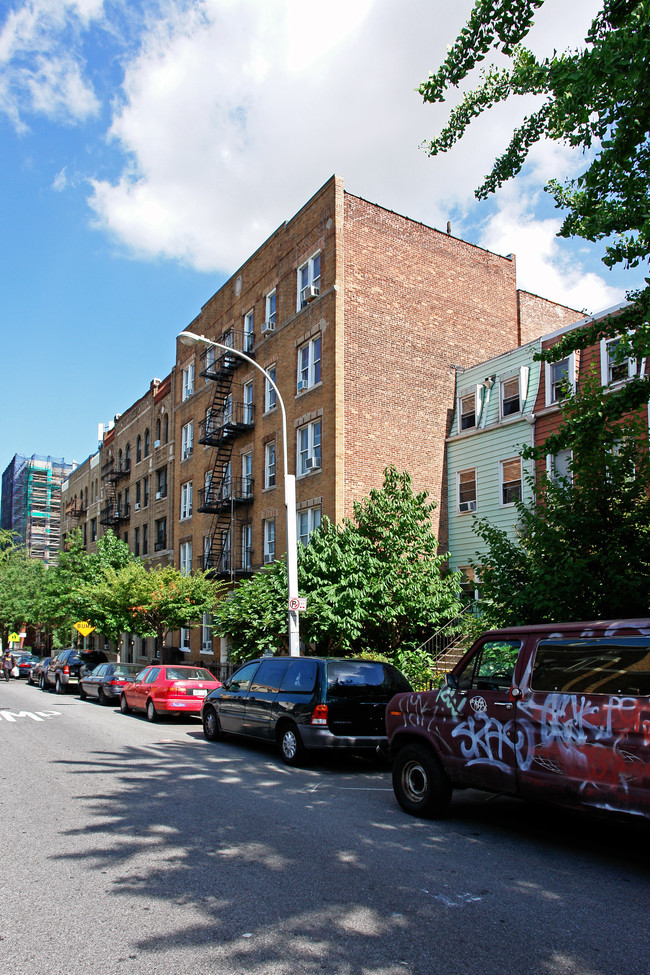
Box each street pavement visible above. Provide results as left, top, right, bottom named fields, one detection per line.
left=0, top=678, right=648, bottom=975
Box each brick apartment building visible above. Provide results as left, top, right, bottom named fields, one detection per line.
left=173, top=174, right=579, bottom=659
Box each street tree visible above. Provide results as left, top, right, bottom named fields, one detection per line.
left=0, top=547, right=45, bottom=647
left=420, top=0, right=650, bottom=430
left=472, top=372, right=650, bottom=626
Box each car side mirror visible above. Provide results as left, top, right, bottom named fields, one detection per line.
left=222, top=679, right=231, bottom=690
left=446, top=673, right=458, bottom=690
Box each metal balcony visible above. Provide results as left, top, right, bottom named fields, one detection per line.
left=199, top=328, right=256, bottom=380
left=99, top=503, right=131, bottom=527
left=197, top=476, right=254, bottom=514
left=199, top=400, right=255, bottom=446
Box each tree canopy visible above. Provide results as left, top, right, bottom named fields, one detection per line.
left=421, top=0, right=650, bottom=423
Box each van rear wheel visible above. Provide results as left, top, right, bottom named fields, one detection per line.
left=278, top=723, right=305, bottom=767
left=392, top=744, right=452, bottom=818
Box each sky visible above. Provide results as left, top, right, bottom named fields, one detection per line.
left=0, top=0, right=641, bottom=474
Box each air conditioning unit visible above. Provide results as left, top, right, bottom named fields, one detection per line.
left=202, top=641, right=212, bottom=651
left=304, top=285, right=320, bottom=302
left=305, top=456, right=319, bottom=471
left=261, top=320, right=275, bottom=335
left=134, top=502, right=141, bottom=511
left=297, top=380, right=308, bottom=392
left=155, top=491, right=163, bottom=501
left=154, top=439, right=161, bottom=448
left=183, top=448, right=192, bottom=460
left=459, top=500, right=477, bottom=513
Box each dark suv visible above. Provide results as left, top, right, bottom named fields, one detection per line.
left=201, top=656, right=412, bottom=765
left=44, top=649, right=109, bottom=694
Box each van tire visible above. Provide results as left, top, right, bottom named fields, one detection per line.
left=278, top=723, right=305, bottom=767
left=203, top=705, right=223, bottom=742
left=392, top=743, right=452, bottom=818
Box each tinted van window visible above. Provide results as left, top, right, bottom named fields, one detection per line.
left=532, top=639, right=650, bottom=695
left=250, top=659, right=289, bottom=693
left=280, top=659, right=318, bottom=693
left=327, top=662, right=410, bottom=699
left=228, top=661, right=259, bottom=692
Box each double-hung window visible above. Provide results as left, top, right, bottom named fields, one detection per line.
left=265, top=290, right=277, bottom=332
left=143, top=476, right=149, bottom=508
left=202, top=613, right=212, bottom=652
left=180, top=541, right=192, bottom=576
left=241, top=452, right=252, bottom=497
left=263, top=518, right=276, bottom=563
left=182, top=362, right=194, bottom=401
left=155, top=518, right=166, bottom=551
left=547, top=449, right=572, bottom=483
left=601, top=336, right=638, bottom=385
left=244, top=310, right=254, bottom=353
left=243, top=381, right=254, bottom=424
left=297, top=252, right=321, bottom=309
left=298, top=420, right=321, bottom=475
left=265, top=441, right=276, bottom=489
left=156, top=467, right=167, bottom=500
left=241, top=523, right=252, bottom=571
left=297, top=335, right=321, bottom=391
left=297, top=506, right=321, bottom=546
left=501, top=376, right=520, bottom=418
left=180, top=481, right=193, bottom=520
left=265, top=366, right=277, bottom=412
left=458, top=469, right=477, bottom=513
left=459, top=391, right=476, bottom=431
left=548, top=358, right=570, bottom=404
left=181, top=421, right=193, bottom=460
left=142, top=523, right=148, bottom=555
left=501, top=458, right=522, bottom=505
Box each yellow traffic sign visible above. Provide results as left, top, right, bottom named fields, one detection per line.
left=8, top=632, right=19, bottom=643
left=74, top=621, right=96, bottom=637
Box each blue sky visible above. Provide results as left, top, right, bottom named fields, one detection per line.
left=0, top=0, right=642, bottom=474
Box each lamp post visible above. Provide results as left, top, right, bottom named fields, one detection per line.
left=177, top=329, right=300, bottom=657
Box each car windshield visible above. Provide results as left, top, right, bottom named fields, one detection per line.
left=166, top=667, right=214, bottom=681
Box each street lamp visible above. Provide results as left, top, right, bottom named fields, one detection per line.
left=177, top=329, right=300, bottom=657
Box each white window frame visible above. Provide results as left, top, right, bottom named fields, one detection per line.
left=180, top=540, right=192, bottom=576
left=181, top=420, right=193, bottom=460
left=244, top=310, right=254, bottom=353
left=500, top=376, right=521, bottom=419
left=264, top=366, right=277, bottom=413
left=180, top=481, right=193, bottom=520
left=263, top=518, right=276, bottom=564
left=297, top=252, right=321, bottom=309
left=298, top=420, right=322, bottom=475
left=241, top=452, right=252, bottom=497
left=243, top=381, right=254, bottom=424
left=297, top=335, right=322, bottom=392
left=600, top=335, right=640, bottom=386
left=265, top=290, right=277, bottom=330
left=458, top=390, right=477, bottom=432
left=457, top=469, right=477, bottom=514
left=202, top=613, right=212, bottom=653
left=265, top=441, right=276, bottom=489
left=180, top=627, right=190, bottom=650
left=182, top=362, right=194, bottom=401
left=241, top=522, right=252, bottom=571
left=545, top=353, right=576, bottom=406
left=546, top=449, right=573, bottom=483
left=500, top=457, right=522, bottom=507
left=297, top=506, right=322, bottom=546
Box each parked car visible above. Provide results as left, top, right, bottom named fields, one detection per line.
left=120, top=665, right=222, bottom=721
left=44, top=649, right=109, bottom=694
left=386, top=618, right=650, bottom=821
left=30, top=657, right=52, bottom=687
left=15, top=652, right=39, bottom=679
left=80, top=662, right=142, bottom=705
left=201, top=656, right=413, bottom=766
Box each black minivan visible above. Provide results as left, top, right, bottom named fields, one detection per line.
left=201, top=656, right=412, bottom=765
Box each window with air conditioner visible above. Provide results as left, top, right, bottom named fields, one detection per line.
left=501, top=458, right=522, bottom=506
left=297, top=506, right=321, bottom=546
left=297, top=335, right=321, bottom=392
left=457, top=469, right=477, bottom=513
left=156, top=466, right=167, bottom=500
left=297, top=252, right=321, bottom=310
left=263, top=290, right=277, bottom=333
left=181, top=421, right=193, bottom=460
left=182, top=362, right=195, bottom=401
left=298, top=420, right=321, bottom=476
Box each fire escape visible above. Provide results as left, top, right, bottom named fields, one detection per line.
left=100, top=459, right=131, bottom=528
left=198, top=329, right=255, bottom=577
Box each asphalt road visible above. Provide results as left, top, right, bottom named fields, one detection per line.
left=0, top=678, right=647, bottom=975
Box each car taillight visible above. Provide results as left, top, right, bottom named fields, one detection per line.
left=311, top=704, right=328, bottom=726
left=109, top=680, right=121, bottom=686
left=63, top=665, right=70, bottom=675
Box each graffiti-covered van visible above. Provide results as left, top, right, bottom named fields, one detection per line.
left=386, top=619, right=650, bottom=820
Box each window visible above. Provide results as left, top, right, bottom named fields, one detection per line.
left=143, top=476, right=149, bottom=507
left=241, top=522, right=252, bottom=570
left=144, top=428, right=150, bottom=457
left=265, top=441, right=276, bottom=489
left=135, top=481, right=141, bottom=506
left=243, top=381, right=254, bottom=424
left=265, top=366, right=277, bottom=412
left=459, top=392, right=476, bottom=431
left=298, top=419, right=321, bottom=475
left=601, top=336, right=638, bottom=385
left=136, top=435, right=142, bottom=463
left=501, top=376, right=520, bottom=418
left=202, top=613, right=213, bottom=652
left=545, top=355, right=574, bottom=405
left=263, top=518, right=276, bottom=563
left=180, top=628, right=190, bottom=650
left=156, top=467, right=167, bottom=500
left=204, top=344, right=215, bottom=376
left=134, top=527, right=140, bottom=556
left=241, top=452, right=252, bottom=497
left=203, top=534, right=212, bottom=570
left=547, top=449, right=572, bottom=483
left=125, top=444, right=131, bottom=469
left=298, top=252, right=321, bottom=309
left=182, top=362, right=195, bottom=401
left=180, top=541, right=192, bottom=575
left=180, top=481, right=193, bottom=520
left=457, top=640, right=521, bottom=691
left=501, top=458, right=522, bottom=505
left=163, top=415, right=169, bottom=443
left=155, top=518, right=167, bottom=551
left=297, top=505, right=321, bottom=546
left=265, top=290, right=277, bottom=330
left=181, top=421, right=194, bottom=460
left=532, top=639, right=650, bottom=695
left=142, top=523, right=148, bottom=556
left=155, top=418, right=161, bottom=443
left=91, top=518, right=97, bottom=542
left=244, top=310, right=254, bottom=353
left=297, top=335, right=321, bottom=391
left=458, top=469, right=477, bottom=513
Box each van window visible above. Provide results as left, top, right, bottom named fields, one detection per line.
left=280, top=659, right=318, bottom=693
left=327, top=662, right=410, bottom=699
left=531, top=640, right=650, bottom=695
left=457, top=640, right=521, bottom=691
left=228, top=661, right=260, bottom=693
left=250, top=659, right=290, bottom=693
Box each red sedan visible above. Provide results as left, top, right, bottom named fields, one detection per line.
left=120, top=665, right=222, bottom=722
